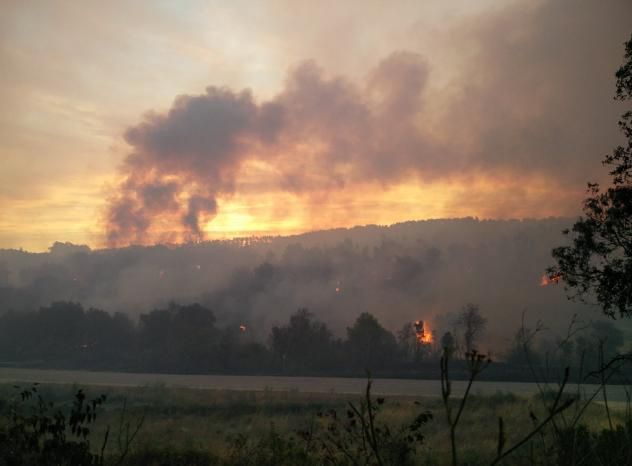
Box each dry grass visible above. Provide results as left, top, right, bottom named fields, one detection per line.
left=0, top=382, right=627, bottom=465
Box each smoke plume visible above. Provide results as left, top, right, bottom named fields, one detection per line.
left=105, top=52, right=438, bottom=245
left=105, top=0, right=631, bottom=246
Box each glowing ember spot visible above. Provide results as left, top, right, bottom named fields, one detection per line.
left=540, top=272, right=562, bottom=286
left=414, top=320, right=433, bottom=344
left=239, top=325, right=246, bottom=332
left=335, top=280, right=342, bottom=293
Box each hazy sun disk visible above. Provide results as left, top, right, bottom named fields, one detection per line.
left=199, top=171, right=581, bottom=241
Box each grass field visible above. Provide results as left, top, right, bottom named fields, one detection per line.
left=1, top=380, right=627, bottom=465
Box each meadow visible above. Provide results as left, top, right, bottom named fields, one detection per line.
left=0, top=377, right=628, bottom=465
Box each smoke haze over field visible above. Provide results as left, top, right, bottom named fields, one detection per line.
left=0, top=218, right=615, bottom=350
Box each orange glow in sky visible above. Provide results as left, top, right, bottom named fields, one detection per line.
left=1, top=1, right=628, bottom=251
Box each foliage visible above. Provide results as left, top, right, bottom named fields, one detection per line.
left=270, top=308, right=340, bottom=372
left=304, top=379, right=432, bottom=466
left=139, top=302, right=220, bottom=372
left=550, top=34, right=632, bottom=317
left=2, top=371, right=631, bottom=466
left=397, top=322, right=434, bottom=363
left=2, top=300, right=630, bottom=381
left=122, top=448, right=219, bottom=466
left=346, top=313, right=399, bottom=371
left=0, top=384, right=107, bottom=466
left=225, top=428, right=316, bottom=466
left=0, top=302, right=135, bottom=370
left=439, top=348, right=585, bottom=466
left=440, top=349, right=492, bottom=466
left=439, top=332, right=455, bottom=355
left=555, top=421, right=632, bottom=466
left=454, top=304, right=487, bottom=354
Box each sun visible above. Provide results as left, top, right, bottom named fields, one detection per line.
left=205, top=211, right=256, bottom=237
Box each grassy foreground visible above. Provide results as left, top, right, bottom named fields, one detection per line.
left=0, top=380, right=627, bottom=465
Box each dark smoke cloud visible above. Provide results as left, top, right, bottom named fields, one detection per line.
left=105, top=0, right=630, bottom=246
left=106, top=88, right=285, bottom=244
left=106, top=52, right=434, bottom=245
left=184, top=196, right=217, bottom=237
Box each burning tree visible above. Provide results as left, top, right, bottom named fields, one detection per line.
left=414, top=320, right=433, bottom=345
left=549, top=34, right=632, bottom=318
left=397, top=320, right=434, bottom=363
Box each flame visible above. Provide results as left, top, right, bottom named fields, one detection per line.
left=540, top=272, right=562, bottom=286
left=239, top=324, right=246, bottom=332
left=414, top=320, right=433, bottom=344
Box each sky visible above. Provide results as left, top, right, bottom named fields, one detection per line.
left=1, top=0, right=630, bottom=251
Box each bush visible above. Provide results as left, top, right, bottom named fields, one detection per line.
left=226, top=428, right=316, bottom=466
left=0, top=385, right=106, bottom=466
left=122, top=448, right=219, bottom=466
left=555, top=421, right=632, bottom=466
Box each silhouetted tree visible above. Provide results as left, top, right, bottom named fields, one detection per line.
left=138, top=302, right=220, bottom=372
left=80, top=308, right=134, bottom=368
left=505, top=325, right=541, bottom=367
left=591, top=320, right=624, bottom=358
left=35, top=302, right=85, bottom=362
left=397, top=322, right=432, bottom=362
left=440, top=331, right=455, bottom=354
left=455, top=304, right=487, bottom=354
left=550, top=34, right=632, bottom=317
left=138, top=308, right=173, bottom=370
left=270, top=309, right=338, bottom=372
left=171, top=303, right=219, bottom=372
left=397, top=322, right=418, bottom=362
left=346, top=312, right=398, bottom=371
left=217, top=326, right=271, bottom=373
left=575, top=320, right=625, bottom=370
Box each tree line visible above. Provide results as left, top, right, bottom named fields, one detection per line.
left=0, top=301, right=623, bottom=380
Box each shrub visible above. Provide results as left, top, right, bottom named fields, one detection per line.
left=0, top=384, right=106, bottom=466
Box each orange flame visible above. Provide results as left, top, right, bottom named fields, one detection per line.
left=540, top=272, right=562, bottom=286
left=414, top=320, right=433, bottom=344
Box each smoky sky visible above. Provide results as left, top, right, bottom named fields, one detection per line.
left=105, top=0, right=631, bottom=246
